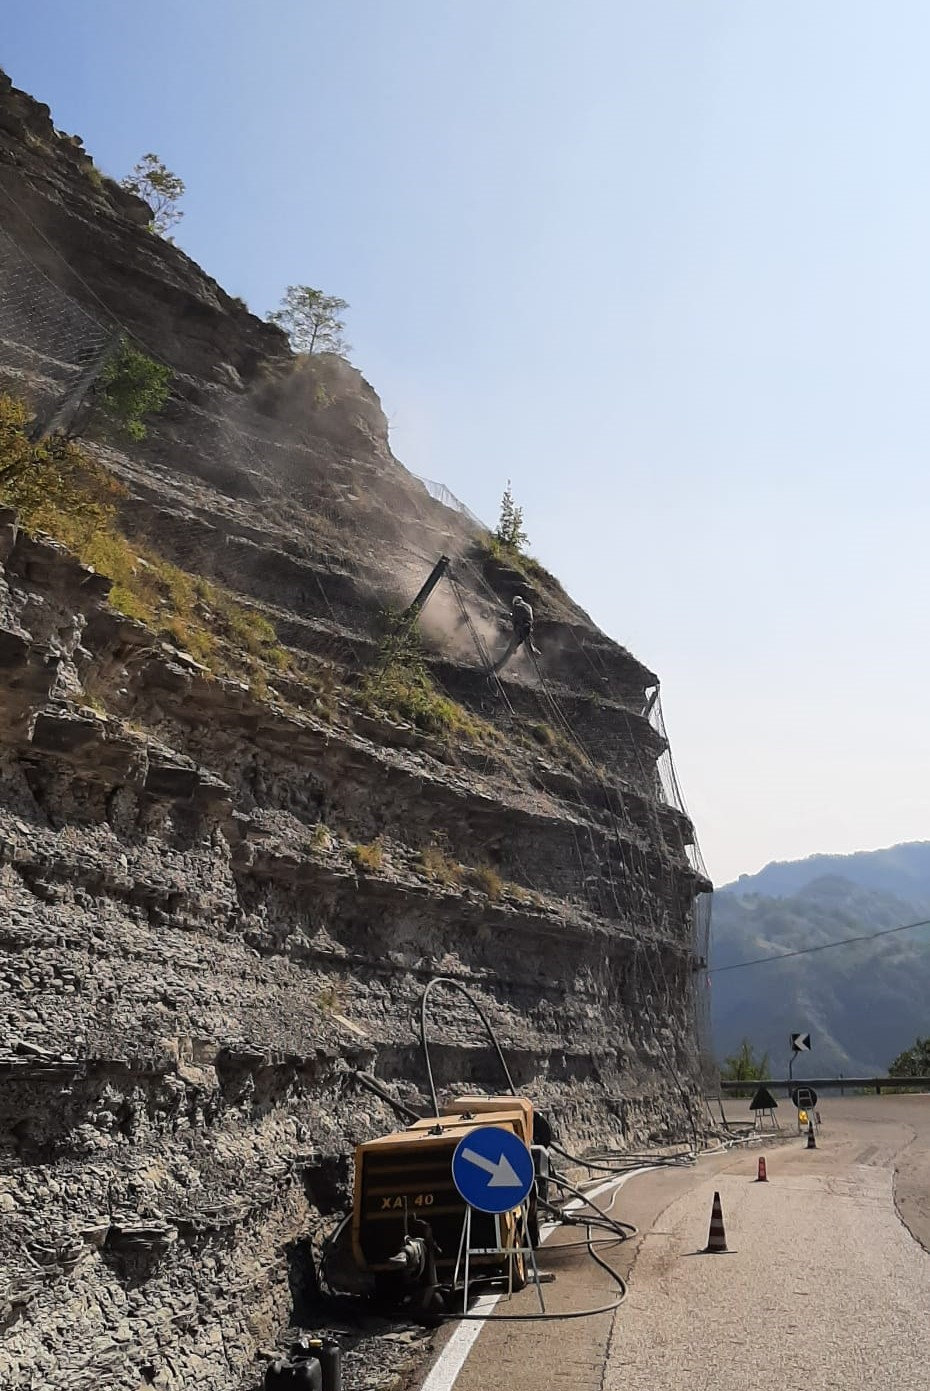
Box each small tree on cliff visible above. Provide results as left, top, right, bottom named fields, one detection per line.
left=495, top=480, right=529, bottom=553
left=120, top=154, right=185, bottom=238
left=267, top=286, right=351, bottom=356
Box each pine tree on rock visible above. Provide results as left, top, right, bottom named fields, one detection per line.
left=267, top=286, right=351, bottom=356
left=495, top=480, right=529, bottom=553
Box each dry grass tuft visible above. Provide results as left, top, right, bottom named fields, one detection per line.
left=0, top=393, right=292, bottom=698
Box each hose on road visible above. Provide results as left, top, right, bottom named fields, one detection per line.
left=443, top=1223, right=629, bottom=1322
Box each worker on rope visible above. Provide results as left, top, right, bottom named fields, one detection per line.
left=492, top=594, right=540, bottom=673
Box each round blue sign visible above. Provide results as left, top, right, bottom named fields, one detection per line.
left=451, top=1125, right=535, bottom=1215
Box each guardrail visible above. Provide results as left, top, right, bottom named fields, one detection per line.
left=720, top=1077, right=930, bottom=1095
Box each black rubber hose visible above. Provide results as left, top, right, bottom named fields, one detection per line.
left=440, top=1224, right=627, bottom=1322
left=539, top=1187, right=637, bottom=1240
left=550, top=1140, right=694, bottom=1174
left=419, top=977, right=517, bottom=1118
left=352, top=1070, right=422, bottom=1124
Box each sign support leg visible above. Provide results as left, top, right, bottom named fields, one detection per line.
left=522, top=1199, right=546, bottom=1313
left=463, top=1205, right=472, bottom=1309
left=454, top=1206, right=467, bottom=1291
left=453, top=1206, right=474, bottom=1309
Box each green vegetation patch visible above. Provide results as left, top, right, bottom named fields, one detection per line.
left=0, top=393, right=290, bottom=694
left=720, top=1038, right=770, bottom=1097
left=358, top=613, right=495, bottom=747
left=97, top=339, right=172, bottom=441
left=890, top=1036, right=930, bottom=1078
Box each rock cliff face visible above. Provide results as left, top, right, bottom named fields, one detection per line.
left=0, top=72, right=712, bottom=1391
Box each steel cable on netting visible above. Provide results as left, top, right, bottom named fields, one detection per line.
left=522, top=653, right=701, bottom=1141
left=546, top=617, right=713, bottom=1080
left=447, top=572, right=515, bottom=715
left=0, top=183, right=133, bottom=335
left=171, top=373, right=708, bottom=1123
left=142, top=394, right=397, bottom=677
left=126, top=387, right=514, bottom=741
left=466, top=588, right=670, bottom=973
left=0, top=223, right=114, bottom=384
left=451, top=554, right=674, bottom=946
left=446, top=557, right=637, bottom=919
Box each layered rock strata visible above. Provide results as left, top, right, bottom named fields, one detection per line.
left=0, top=70, right=711, bottom=1390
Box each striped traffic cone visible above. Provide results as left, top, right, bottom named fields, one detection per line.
left=703, top=1191, right=728, bottom=1253
left=806, top=1120, right=816, bottom=1150
left=755, top=1156, right=768, bottom=1182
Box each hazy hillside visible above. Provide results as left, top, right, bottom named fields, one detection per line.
left=712, top=852, right=930, bottom=1076
left=724, top=841, right=930, bottom=906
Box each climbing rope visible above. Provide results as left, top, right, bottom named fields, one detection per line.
left=448, top=572, right=515, bottom=714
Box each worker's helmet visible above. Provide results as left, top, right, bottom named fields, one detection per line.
left=512, top=595, right=526, bottom=608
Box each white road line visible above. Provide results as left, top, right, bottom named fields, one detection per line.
left=418, top=1292, right=502, bottom=1391
left=419, top=1164, right=657, bottom=1391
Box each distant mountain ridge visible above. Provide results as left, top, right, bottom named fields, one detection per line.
left=712, top=842, right=930, bottom=1076
left=723, top=841, right=930, bottom=907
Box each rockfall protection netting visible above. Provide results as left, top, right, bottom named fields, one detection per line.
left=0, top=224, right=116, bottom=396
left=0, top=219, right=715, bottom=1105
left=411, top=475, right=486, bottom=531
left=650, top=690, right=715, bottom=1085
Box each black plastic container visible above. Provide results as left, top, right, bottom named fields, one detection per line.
left=317, top=1339, right=343, bottom=1391
left=264, top=1356, right=322, bottom=1389
left=286, top=1335, right=342, bottom=1391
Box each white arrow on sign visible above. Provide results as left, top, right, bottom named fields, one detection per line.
left=791, top=1032, right=811, bottom=1052
left=460, top=1147, right=522, bottom=1187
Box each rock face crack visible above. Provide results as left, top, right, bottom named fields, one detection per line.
left=0, top=66, right=711, bottom=1391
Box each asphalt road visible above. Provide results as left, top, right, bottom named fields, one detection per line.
left=419, top=1096, right=930, bottom=1391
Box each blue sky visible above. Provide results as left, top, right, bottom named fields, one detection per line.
left=5, top=1, right=930, bottom=884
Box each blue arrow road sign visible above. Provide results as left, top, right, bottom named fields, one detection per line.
left=451, top=1125, right=535, bottom=1215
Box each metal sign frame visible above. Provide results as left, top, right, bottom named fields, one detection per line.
left=453, top=1200, right=545, bottom=1312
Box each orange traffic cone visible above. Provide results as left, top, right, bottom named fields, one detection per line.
left=703, top=1191, right=729, bottom=1252
left=807, top=1120, right=816, bottom=1150
left=755, top=1156, right=768, bottom=1182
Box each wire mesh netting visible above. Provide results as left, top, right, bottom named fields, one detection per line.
left=0, top=225, right=115, bottom=390
left=0, top=218, right=715, bottom=1094
left=647, top=690, right=714, bottom=1074
left=412, top=475, right=486, bottom=531
left=650, top=692, right=708, bottom=874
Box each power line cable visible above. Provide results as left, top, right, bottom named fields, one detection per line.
left=709, top=915, right=930, bottom=974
